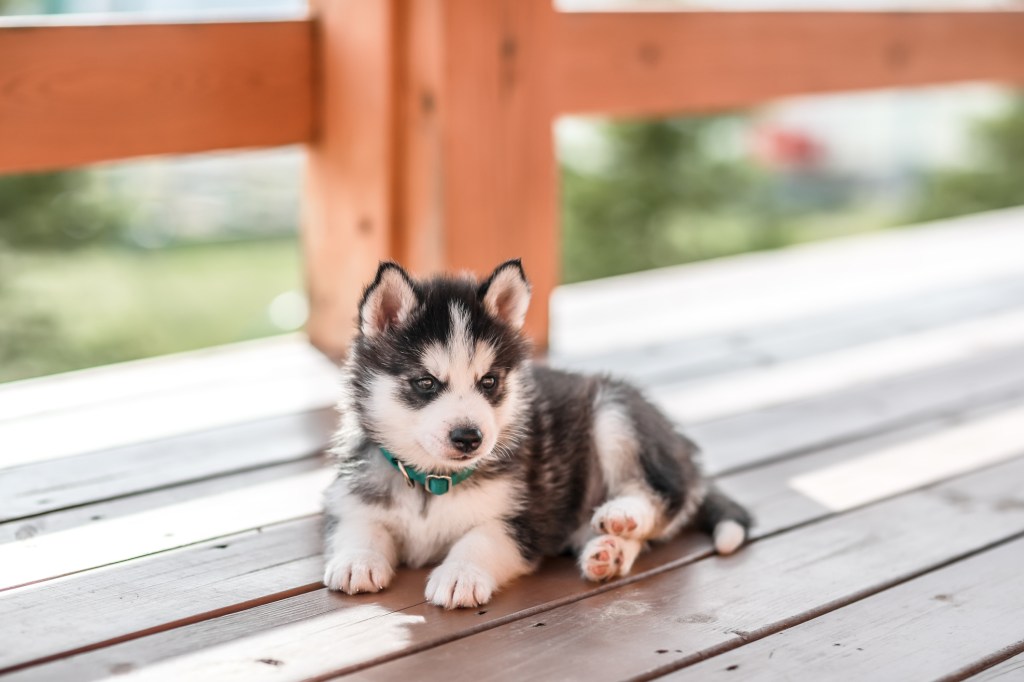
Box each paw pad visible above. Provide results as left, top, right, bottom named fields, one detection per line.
left=580, top=535, right=625, bottom=582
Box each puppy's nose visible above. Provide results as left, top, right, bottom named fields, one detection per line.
left=449, top=427, right=483, bottom=453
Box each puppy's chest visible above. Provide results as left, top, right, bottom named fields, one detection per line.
left=387, top=478, right=518, bottom=567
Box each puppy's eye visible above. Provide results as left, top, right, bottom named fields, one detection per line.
left=479, top=374, right=498, bottom=391
left=412, top=376, right=438, bottom=393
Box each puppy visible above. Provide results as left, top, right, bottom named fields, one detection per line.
left=322, top=259, right=752, bottom=609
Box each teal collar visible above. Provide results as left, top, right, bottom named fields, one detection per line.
left=379, top=447, right=476, bottom=495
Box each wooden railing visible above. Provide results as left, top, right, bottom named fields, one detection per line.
left=2, top=2, right=1024, bottom=358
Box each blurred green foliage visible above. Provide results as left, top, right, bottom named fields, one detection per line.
left=0, top=240, right=301, bottom=383
left=0, top=171, right=126, bottom=249
left=911, top=96, right=1024, bottom=222
left=561, top=117, right=866, bottom=283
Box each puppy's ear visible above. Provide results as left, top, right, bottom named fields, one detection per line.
left=359, top=262, right=419, bottom=337
left=478, top=259, right=531, bottom=330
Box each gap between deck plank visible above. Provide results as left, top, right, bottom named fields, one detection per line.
left=6, top=395, right=1023, bottom=681
left=960, top=650, right=1024, bottom=681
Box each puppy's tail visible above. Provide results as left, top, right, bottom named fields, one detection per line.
left=695, top=486, right=753, bottom=555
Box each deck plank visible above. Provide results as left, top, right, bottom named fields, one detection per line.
left=652, top=308, right=1024, bottom=423
left=0, top=466, right=333, bottom=591
left=8, top=396, right=1024, bottom=680
left=691, top=345, right=1024, bottom=473
left=346, top=456, right=1024, bottom=682
left=663, top=538, right=1024, bottom=681
left=0, top=409, right=332, bottom=523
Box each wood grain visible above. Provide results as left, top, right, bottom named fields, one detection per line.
left=351, top=455, right=1024, bottom=681
left=665, top=538, right=1024, bottom=681
left=301, top=0, right=398, bottom=360
left=393, top=0, right=559, bottom=349
left=0, top=20, right=313, bottom=174
left=553, top=11, right=1024, bottom=117
left=9, top=394, right=1023, bottom=680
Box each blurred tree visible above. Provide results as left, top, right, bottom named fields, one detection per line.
left=561, top=118, right=776, bottom=282
left=0, top=171, right=126, bottom=249
left=911, top=96, right=1024, bottom=222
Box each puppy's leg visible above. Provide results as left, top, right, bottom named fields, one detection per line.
left=579, top=533, right=643, bottom=582
left=425, top=521, right=532, bottom=609
left=323, top=509, right=398, bottom=595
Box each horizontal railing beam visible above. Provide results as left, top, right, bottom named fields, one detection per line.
left=554, top=11, right=1024, bottom=117
left=0, top=20, right=314, bottom=174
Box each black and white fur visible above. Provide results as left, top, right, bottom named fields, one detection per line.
left=323, top=260, right=752, bottom=609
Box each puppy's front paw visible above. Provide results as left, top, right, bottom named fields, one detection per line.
left=425, top=562, right=496, bottom=609
left=580, top=535, right=625, bottom=582
left=323, top=550, right=395, bottom=594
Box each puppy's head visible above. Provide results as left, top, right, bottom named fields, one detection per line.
left=347, top=259, right=532, bottom=473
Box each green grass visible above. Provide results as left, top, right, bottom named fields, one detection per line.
left=0, top=239, right=301, bottom=383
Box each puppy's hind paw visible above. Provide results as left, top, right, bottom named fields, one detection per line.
left=425, top=562, right=496, bottom=609
left=323, top=551, right=395, bottom=594
left=591, top=497, right=655, bottom=540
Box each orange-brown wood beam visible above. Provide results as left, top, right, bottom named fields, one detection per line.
left=554, top=11, right=1024, bottom=117
left=303, top=1, right=398, bottom=360
left=0, top=20, right=314, bottom=174
left=396, top=0, right=559, bottom=349
left=304, top=0, right=560, bottom=358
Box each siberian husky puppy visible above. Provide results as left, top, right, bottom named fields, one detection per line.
left=323, top=260, right=751, bottom=609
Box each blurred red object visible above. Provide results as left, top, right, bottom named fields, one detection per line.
left=753, top=126, right=825, bottom=170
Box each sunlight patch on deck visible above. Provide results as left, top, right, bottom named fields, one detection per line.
left=115, top=605, right=425, bottom=682
left=790, top=405, right=1024, bottom=511
left=0, top=468, right=335, bottom=591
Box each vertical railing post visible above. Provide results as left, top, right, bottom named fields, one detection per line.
left=397, top=0, right=559, bottom=349
left=304, top=0, right=559, bottom=358
left=304, top=0, right=399, bottom=360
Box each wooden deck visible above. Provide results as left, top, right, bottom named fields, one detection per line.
left=3, top=208, right=1024, bottom=681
